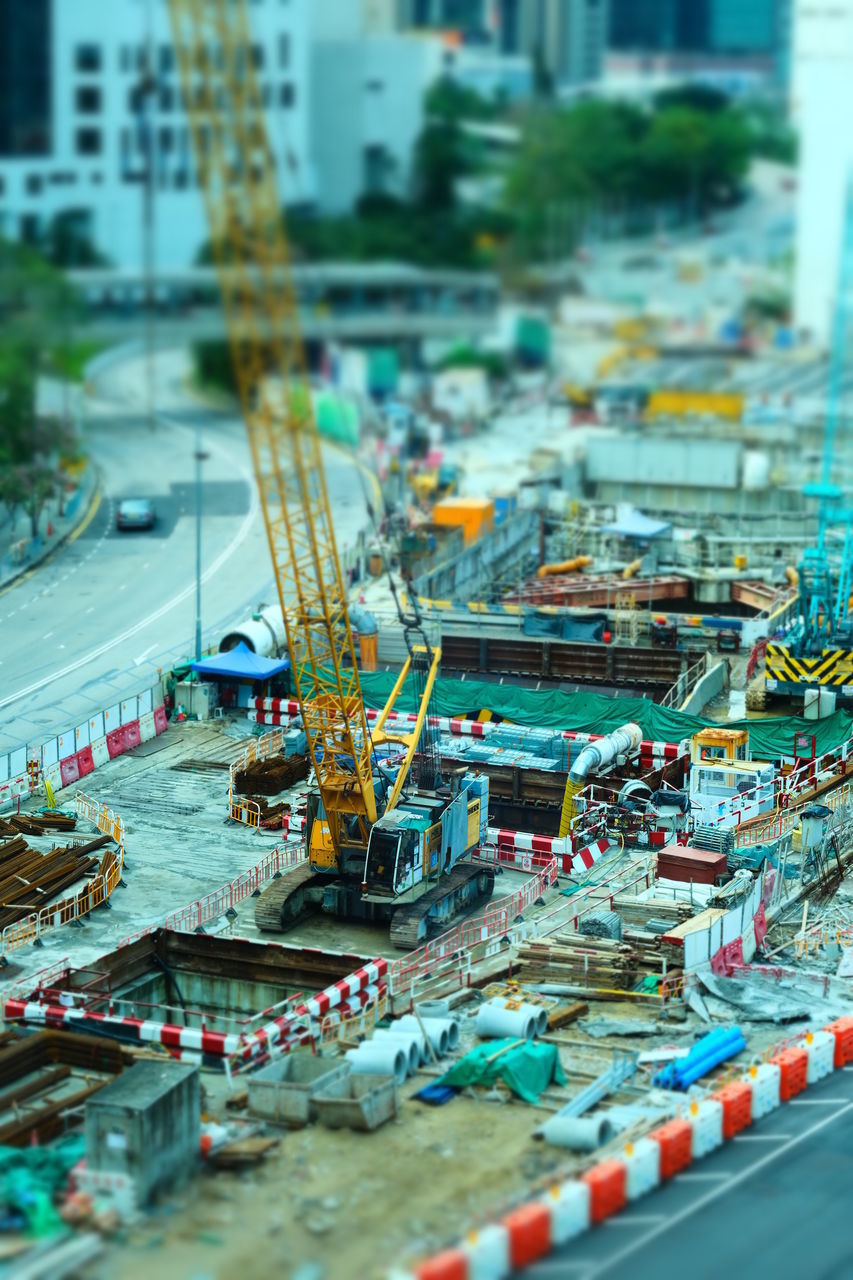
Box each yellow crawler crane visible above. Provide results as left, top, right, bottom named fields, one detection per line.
left=168, top=0, right=492, bottom=946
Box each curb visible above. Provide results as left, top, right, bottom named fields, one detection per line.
left=0, top=467, right=101, bottom=596
left=389, top=1020, right=853, bottom=1280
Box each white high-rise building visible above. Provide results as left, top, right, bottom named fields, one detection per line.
left=793, top=0, right=853, bottom=345
left=0, top=0, right=313, bottom=269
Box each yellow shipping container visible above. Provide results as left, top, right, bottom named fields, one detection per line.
left=432, top=496, right=495, bottom=546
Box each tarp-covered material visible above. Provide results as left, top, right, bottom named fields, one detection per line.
left=332, top=669, right=853, bottom=760
left=438, top=1038, right=567, bottom=1103
left=0, top=1136, right=84, bottom=1235
left=523, top=612, right=607, bottom=643
left=601, top=509, right=671, bottom=540
left=191, top=641, right=290, bottom=681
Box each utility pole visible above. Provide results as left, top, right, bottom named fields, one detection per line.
left=141, top=0, right=156, bottom=431
left=194, top=418, right=208, bottom=661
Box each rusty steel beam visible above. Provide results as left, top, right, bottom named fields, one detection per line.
left=730, top=579, right=778, bottom=611
left=505, top=575, right=690, bottom=608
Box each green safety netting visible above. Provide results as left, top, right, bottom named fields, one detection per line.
left=289, top=386, right=360, bottom=447
left=0, top=1136, right=84, bottom=1236
left=347, top=670, right=853, bottom=760
left=439, top=1038, right=566, bottom=1103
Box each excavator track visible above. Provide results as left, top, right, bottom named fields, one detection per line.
left=389, top=862, right=495, bottom=951
left=254, top=863, right=324, bottom=933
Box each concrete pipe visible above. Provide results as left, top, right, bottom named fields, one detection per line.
left=540, top=1114, right=613, bottom=1151
left=485, top=997, right=548, bottom=1038
left=475, top=1001, right=537, bottom=1041
left=371, top=1029, right=423, bottom=1072
left=397, top=1014, right=459, bottom=1056
left=345, top=1042, right=408, bottom=1086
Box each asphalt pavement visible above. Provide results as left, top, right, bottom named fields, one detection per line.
left=0, top=349, right=374, bottom=751
left=521, top=1067, right=853, bottom=1280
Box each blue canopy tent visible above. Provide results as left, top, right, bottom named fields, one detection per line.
left=601, top=510, right=671, bottom=541
left=190, top=642, right=291, bottom=710
left=191, top=641, right=290, bottom=681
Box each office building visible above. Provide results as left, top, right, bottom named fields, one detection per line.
left=496, top=0, right=609, bottom=86
left=793, top=0, right=853, bottom=344
left=0, top=0, right=313, bottom=268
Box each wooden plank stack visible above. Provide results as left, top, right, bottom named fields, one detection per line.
left=517, top=934, right=641, bottom=991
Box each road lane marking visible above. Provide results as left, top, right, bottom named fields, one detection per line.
left=582, top=1100, right=853, bottom=1277
left=789, top=1098, right=847, bottom=1105
left=734, top=1133, right=791, bottom=1141
left=604, top=1215, right=665, bottom=1227
left=677, top=1172, right=728, bottom=1182
left=0, top=417, right=259, bottom=712
left=42, top=632, right=54, bottom=640
left=135, top=644, right=157, bottom=664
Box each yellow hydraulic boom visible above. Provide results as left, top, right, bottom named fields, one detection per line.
left=168, top=0, right=376, bottom=854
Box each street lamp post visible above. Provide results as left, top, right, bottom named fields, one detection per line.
left=194, top=419, right=208, bottom=662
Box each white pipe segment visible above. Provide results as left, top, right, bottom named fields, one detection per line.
left=486, top=996, right=548, bottom=1037
left=371, top=1029, right=423, bottom=1072
left=568, top=721, right=643, bottom=784
left=397, top=1014, right=459, bottom=1055
left=475, top=1001, right=539, bottom=1041
left=219, top=606, right=286, bottom=656
left=540, top=1115, right=613, bottom=1151
left=345, top=1042, right=408, bottom=1086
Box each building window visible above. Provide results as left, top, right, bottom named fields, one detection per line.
left=251, top=44, right=264, bottom=69
left=75, top=45, right=101, bottom=73
left=160, top=84, right=175, bottom=111
left=159, top=126, right=174, bottom=152
left=92, top=173, right=103, bottom=185
left=366, top=79, right=384, bottom=92
left=279, top=82, right=294, bottom=107
left=76, top=86, right=102, bottom=114
left=279, top=33, right=290, bottom=68
left=75, top=128, right=102, bottom=156
left=26, top=174, right=43, bottom=195
left=120, top=46, right=132, bottom=73
left=159, top=45, right=174, bottom=74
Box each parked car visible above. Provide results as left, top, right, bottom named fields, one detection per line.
left=116, top=499, right=156, bottom=531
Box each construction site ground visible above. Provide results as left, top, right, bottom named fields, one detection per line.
left=1, top=716, right=554, bottom=992
left=7, top=717, right=850, bottom=1280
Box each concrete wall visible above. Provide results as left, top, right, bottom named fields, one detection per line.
left=411, top=510, right=539, bottom=602
left=679, top=658, right=728, bottom=715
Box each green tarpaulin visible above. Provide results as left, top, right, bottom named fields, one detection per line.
left=346, top=670, right=853, bottom=761
left=438, top=1038, right=566, bottom=1103
left=0, top=1137, right=84, bottom=1236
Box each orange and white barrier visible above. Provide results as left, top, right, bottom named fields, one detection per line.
left=392, top=1019, right=849, bottom=1280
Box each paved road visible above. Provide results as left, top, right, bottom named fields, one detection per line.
left=521, top=1067, right=853, bottom=1280
left=0, top=349, right=373, bottom=750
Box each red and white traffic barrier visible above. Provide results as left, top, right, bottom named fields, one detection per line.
left=391, top=1022, right=853, bottom=1280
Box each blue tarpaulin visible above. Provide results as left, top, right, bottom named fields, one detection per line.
left=191, top=641, right=290, bottom=681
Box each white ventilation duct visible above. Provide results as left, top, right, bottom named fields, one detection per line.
left=569, top=722, right=643, bottom=785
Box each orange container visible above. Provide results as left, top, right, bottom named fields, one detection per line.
left=581, top=1160, right=627, bottom=1223
left=433, top=496, right=495, bottom=546
left=825, top=1016, right=853, bottom=1067
left=501, top=1201, right=551, bottom=1268
left=415, top=1248, right=468, bottom=1280
left=648, top=1118, right=693, bottom=1179
left=712, top=1080, right=753, bottom=1138
left=770, top=1046, right=809, bottom=1100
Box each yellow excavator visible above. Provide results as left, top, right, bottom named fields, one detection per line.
left=168, top=0, right=493, bottom=947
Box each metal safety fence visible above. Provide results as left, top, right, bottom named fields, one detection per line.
left=0, top=792, right=125, bottom=960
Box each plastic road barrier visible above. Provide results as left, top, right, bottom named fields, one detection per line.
left=648, top=1118, right=693, bottom=1179
left=770, top=1046, right=809, bottom=1101
left=713, top=1080, right=753, bottom=1138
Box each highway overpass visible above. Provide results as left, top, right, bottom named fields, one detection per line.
left=64, top=262, right=500, bottom=345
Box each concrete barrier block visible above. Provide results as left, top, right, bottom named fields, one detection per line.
left=59, top=755, right=80, bottom=789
